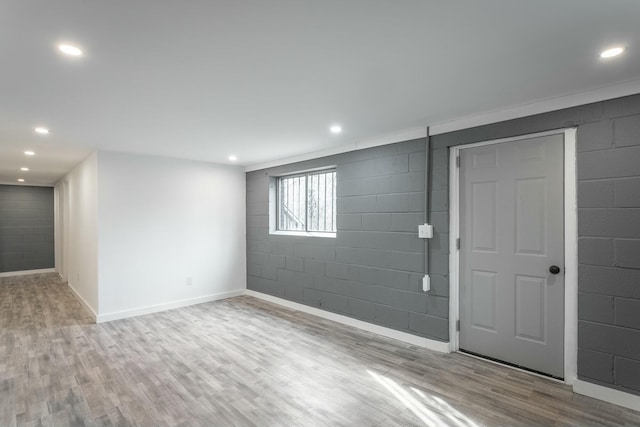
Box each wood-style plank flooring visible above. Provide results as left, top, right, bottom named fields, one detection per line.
left=2, top=274, right=640, bottom=426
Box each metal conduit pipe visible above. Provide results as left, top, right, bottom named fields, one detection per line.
left=424, top=126, right=431, bottom=292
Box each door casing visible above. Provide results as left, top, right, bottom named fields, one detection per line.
left=448, top=128, right=578, bottom=385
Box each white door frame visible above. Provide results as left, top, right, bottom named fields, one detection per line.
left=448, top=128, right=578, bottom=384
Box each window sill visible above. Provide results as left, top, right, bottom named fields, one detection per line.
left=270, top=230, right=336, bottom=239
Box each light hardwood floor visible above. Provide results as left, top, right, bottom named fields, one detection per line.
left=1, top=274, right=640, bottom=426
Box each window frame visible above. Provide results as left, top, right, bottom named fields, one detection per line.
left=271, top=167, right=337, bottom=238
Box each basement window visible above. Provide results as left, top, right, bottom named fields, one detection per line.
left=271, top=168, right=337, bottom=237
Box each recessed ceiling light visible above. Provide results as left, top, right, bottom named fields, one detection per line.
left=17, top=179, right=25, bottom=182
left=600, top=46, right=625, bottom=59
left=58, top=44, right=83, bottom=56
left=229, top=155, right=238, bottom=161
left=35, top=127, right=50, bottom=134
left=20, top=167, right=29, bottom=171
left=330, top=125, right=342, bottom=134
left=24, top=151, right=35, bottom=156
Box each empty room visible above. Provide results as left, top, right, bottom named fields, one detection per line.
left=2, top=0, right=640, bottom=425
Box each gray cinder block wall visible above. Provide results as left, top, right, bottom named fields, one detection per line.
left=247, top=93, right=640, bottom=396
left=430, top=93, right=640, bottom=396
left=0, top=185, right=55, bottom=273
left=246, top=139, right=450, bottom=340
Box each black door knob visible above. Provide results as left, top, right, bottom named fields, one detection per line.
left=549, top=265, right=561, bottom=275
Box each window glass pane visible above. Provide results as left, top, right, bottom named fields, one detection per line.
left=278, top=169, right=336, bottom=233
left=307, top=174, right=318, bottom=231
left=279, top=175, right=306, bottom=231
left=307, top=170, right=336, bottom=232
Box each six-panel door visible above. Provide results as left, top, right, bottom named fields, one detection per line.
left=459, top=133, right=565, bottom=378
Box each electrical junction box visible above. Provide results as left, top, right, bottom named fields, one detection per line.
left=423, top=275, right=431, bottom=292
left=418, top=223, right=433, bottom=239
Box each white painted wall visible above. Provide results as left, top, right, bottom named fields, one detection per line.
left=58, top=153, right=99, bottom=316
left=96, top=151, right=246, bottom=320
left=54, top=185, right=60, bottom=275
left=53, top=179, right=71, bottom=282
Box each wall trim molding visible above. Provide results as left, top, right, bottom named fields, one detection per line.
left=563, top=128, right=579, bottom=385
left=429, top=78, right=640, bottom=136
left=67, top=283, right=98, bottom=322
left=573, top=379, right=640, bottom=412
left=96, top=289, right=245, bottom=323
left=244, top=79, right=640, bottom=173
left=245, top=290, right=451, bottom=353
left=245, top=127, right=427, bottom=172
left=0, top=181, right=55, bottom=187
left=0, top=268, right=55, bottom=278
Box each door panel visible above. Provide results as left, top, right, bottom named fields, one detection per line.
left=515, top=178, right=546, bottom=254
left=515, top=275, right=546, bottom=342
left=459, top=134, right=564, bottom=378
left=471, top=182, right=497, bottom=252
left=471, top=270, right=497, bottom=331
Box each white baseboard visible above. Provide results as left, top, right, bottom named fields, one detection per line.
left=96, top=289, right=245, bottom=323
left=0, top=268, right=56, bottom=278
left=573, top=379, right=640, bottom=412
left=67, top=283, right=98, bottom=322
left=245, top=290, right=450, bottom=353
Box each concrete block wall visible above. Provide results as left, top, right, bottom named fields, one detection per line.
left=430, top=93, right=640, bottom=396
left=576, top=107, right=640, bottom=395
left=0, top=185, right=54, bottom=273
left=246, top=138, right=449, bottom=340
left=247, top=93, right=640, bottom=396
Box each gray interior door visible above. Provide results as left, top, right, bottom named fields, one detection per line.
left=459, top=133, right=565, bottom=378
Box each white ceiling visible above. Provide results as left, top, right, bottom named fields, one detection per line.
left=2, top=0, right=640, bottom=185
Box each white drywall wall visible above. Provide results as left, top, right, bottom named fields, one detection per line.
left=59, top=153, right=99, bottom=316
left=96, top=151, right=246, bottom=318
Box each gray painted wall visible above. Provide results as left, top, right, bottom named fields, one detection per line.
left=430, top=93, right=640, bottom=396
left=0, top=185, right=55, bottom=273
left=246, top=139, right=449, bottom=340
left=246, top=93, right=640, bottom=396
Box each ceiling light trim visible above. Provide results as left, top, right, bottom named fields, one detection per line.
left=58, top=44, right=83, bottom=56
left=600, top=46, right=625, bottom=59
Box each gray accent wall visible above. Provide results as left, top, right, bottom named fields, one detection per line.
left=246, top=93, right=640, bottom=396
left=430, top=93, right=640, bottom=396
left=246, top=139, right=449, bottom=340
left=0, top=185, right=55, bottom=273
